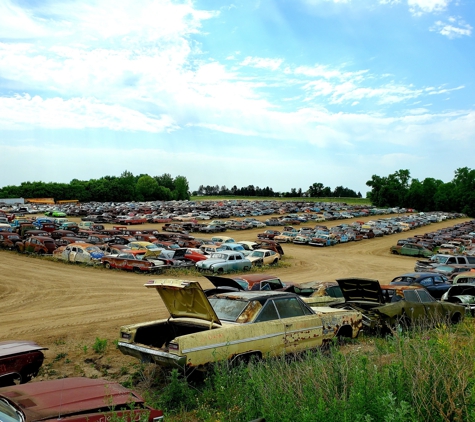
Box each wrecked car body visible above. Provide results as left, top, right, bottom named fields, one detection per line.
left=118, top=279, right=362, bottom=372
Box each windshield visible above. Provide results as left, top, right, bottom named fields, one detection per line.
left=85, top=246, right=101, bottom=252
left=250, top=251, right=264, bottom=258
left=210, top=253, right=227, bottom=259
left=0, top=398, right=24, bottom=422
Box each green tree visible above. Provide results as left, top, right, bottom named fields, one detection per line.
left=155, top=173, right=175, bottom=191
left=308, top=183, right=325, bottom=197
left=136, top=175, right=159, bottom=201
left=173, top=176, right=190, bottom=200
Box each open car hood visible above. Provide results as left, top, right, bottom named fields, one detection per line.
left=145, top=279, right=221, bottom=325
left=205, top=275, right=245, bottom=291
left=336, top=278, right=384, bottom=304
left=172, top=248, right=187, bottom=259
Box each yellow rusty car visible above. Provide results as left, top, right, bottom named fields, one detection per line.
left=118, top=279, right=362, bottom=372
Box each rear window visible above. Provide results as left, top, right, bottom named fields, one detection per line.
left=403, top=290, right=419, bottom=302
left=209, top=297, right=250, bottom=322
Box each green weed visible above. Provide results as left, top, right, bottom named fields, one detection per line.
left=92, top=337, right=108, bottom=354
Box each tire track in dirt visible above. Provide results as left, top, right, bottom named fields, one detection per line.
left=0, top=213, right=470, bottom=377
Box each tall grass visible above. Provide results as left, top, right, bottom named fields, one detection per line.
left=145, top=320, right=475, bottom=422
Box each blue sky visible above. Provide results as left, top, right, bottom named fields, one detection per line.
left=0, top=0, right=474, bottom=196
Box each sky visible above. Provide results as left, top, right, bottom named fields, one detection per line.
left=0, top=0, right=474, bottom=196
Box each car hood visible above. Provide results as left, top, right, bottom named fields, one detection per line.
left=145, top=279, right=221, bottom=325
left=336, top=278, right=384, bottom=304
left=0, top=378, right=145, bottom=420
left=205, top=275, right=245, bottom=290
left=172, top=248, right=187, bottom=259
left=0, top=340, right=47, bottom=358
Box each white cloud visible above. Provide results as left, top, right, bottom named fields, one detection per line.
left=431, top=17, right=472, bottom=38
left=408, top=0, right=451, bottom=16
left=0, top=94, right=177, bottom=132
left=240, top=56, right=284, bottom=71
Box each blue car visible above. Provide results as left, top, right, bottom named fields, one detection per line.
left=390, top=272, right=451, bottom=299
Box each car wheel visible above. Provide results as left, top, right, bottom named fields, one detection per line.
left=133, top=267, right=141, bottom=273
left=272, top=259, right=279, bottom=265
left=243, top=266, right=250, bottom=271
left=217, top=268, right=224, bottom=274
left=450, top=312, right=463, bottom=325
left=37, top=250, right=44, bottom=255
left=104, top=262, right=111, bottom=269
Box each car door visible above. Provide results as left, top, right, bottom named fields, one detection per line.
left=401, top=289, right=427, bottom=323
left=431, top=275, right=450, bottom=299
left=74, top=247, right=86, bottom=263
left=274, top=297, right=323, bottom=353
left=415, top=289, right=444, bottom=322
left=68, top=246, right=78, bottom=262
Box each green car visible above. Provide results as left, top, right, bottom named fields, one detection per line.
left=44, top=210, right=67, bottom=217
left=390, top=243, right=432, bottom=258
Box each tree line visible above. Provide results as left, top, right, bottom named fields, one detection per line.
left=0, top=171, right=190, bottom=203
left=193, top=184, right=361, bottom=198
left=366, top=167, right=475, bottom=217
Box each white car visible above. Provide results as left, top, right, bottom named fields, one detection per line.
left=247, top=249, right=280, bottom=266
left=53, top=242, right=104, bottom=264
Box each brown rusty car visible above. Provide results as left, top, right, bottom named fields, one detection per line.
left=0, top=232, right=21, bottom=250
left=0, top=377, right=164, bottom=421
left=16, top=236, right=57, bottom=254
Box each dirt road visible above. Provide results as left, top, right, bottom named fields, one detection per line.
left=0, top=215, right=468, bottom=380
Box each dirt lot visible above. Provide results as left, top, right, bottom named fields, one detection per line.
left=0, top=214, right=469, bottom=382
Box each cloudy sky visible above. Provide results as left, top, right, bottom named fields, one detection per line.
left=1, top=0, right=474, bottom=196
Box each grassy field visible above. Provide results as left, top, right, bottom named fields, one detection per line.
left=136, top=319, right=475, bottom=422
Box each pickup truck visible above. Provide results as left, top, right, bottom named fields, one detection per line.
left=118, top=279, right=362, bottom=372
left=415, top=254, right=475, bottom=272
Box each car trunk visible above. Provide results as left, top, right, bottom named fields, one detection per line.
left=132, top=319, right=217, bottom=351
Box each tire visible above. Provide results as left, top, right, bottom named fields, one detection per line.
left=37, top=250, right=44, bottom=255
left=104, top=262, right=111, bottom=269
left=451, top=312, right=462, bottom=325
left=133, top=267, right=141, bottom=274
left=243, top=266, right=250, bottom=271
left=272, top=259, right=278, bottom=265
left=217, top=268, right=224, bottom=274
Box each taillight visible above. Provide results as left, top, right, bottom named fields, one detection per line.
left=168, top=342, right=179, bottom=351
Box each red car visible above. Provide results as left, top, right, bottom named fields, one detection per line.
left=0, top=377, right=164, bottom=422
left=0, top=340, right=47, bottom=386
